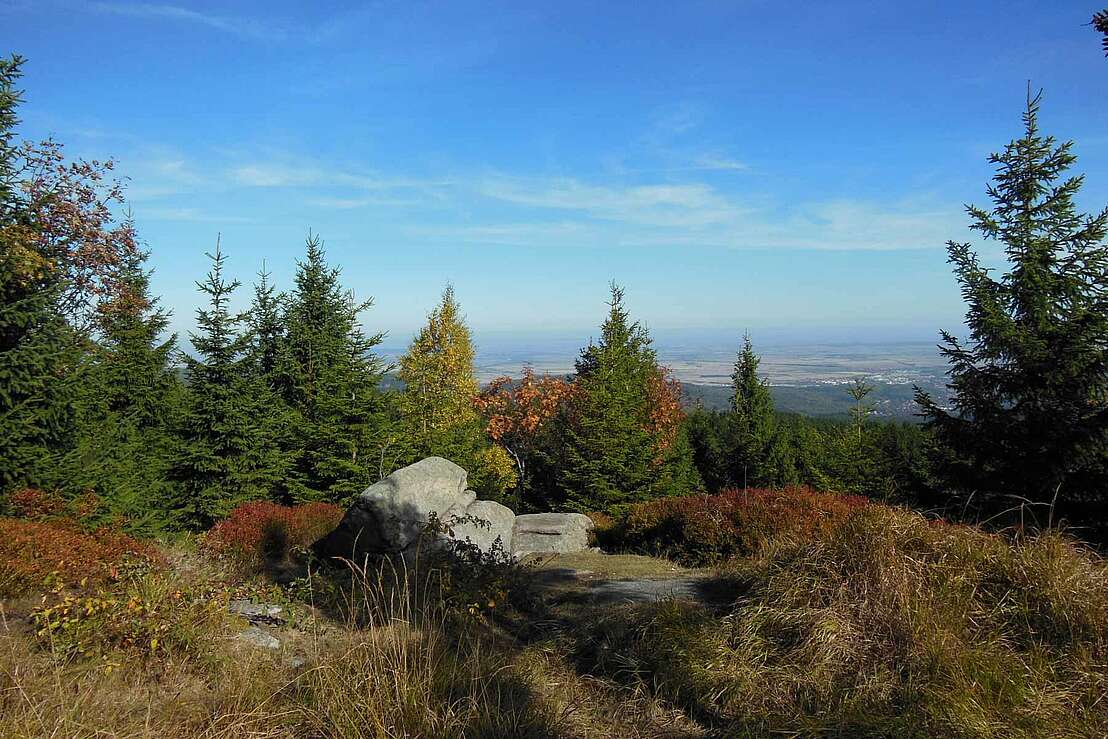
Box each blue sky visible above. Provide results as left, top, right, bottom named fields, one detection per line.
left=3, top=0, right=1107, bottom=352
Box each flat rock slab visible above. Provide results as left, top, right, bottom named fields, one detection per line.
left=237, top=625, right=280, bottom=650
left=513, top=512, right=594, bottom=555
left=587, top=577, right=718, bottom=605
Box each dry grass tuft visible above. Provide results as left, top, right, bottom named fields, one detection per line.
left=576, top=505, right=1108, bottom=737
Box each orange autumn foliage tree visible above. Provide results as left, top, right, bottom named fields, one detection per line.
left=646, top=367, right=684, bottom=463
left=475, top=367, right=577, bottom=498
left=17, top=138, right=141, bottom=333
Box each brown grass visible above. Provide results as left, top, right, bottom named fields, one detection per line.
left=0, top=546, right=696, bottom=738
left=575, top=505, right=1108, bottom=737
left=3, top=502, right=1107, bottom=737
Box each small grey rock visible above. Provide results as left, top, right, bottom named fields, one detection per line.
left=229, top=600, right=285, bottom=625
left=237, top=625, right=280, bottom=650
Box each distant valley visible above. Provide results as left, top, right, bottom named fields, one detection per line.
left=382, top=337, right=952, bottom=420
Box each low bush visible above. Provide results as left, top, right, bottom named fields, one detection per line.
left=0, top=517, right=160, bottom=598
left=203, top=500, right=342, bottom=568
left=30, top=572, right=228, bottom=662
left=307, top=513, right=540, bottom=627
left=597, top=486, right=867, bottom=566
left=577, top=505, right=1108, bottom=736
left=2, top=488, right=67, bottom=519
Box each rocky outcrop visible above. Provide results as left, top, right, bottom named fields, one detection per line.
left=229, top=600, right=285, bottom=626
left=451, top=499, right=516, bottom=554
left=314, top=457, right=473, bottom=559
left=512, top=513, right=594, bottom=556
left=314, top=457, right=596, bottom=562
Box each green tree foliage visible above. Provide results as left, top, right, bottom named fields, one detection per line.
left=685, top=406, right=932, bottom=503
left=0, top=54, right=76, bottom=491
left=1093, top=9, right=1108, bottom=56
left=916, top=92, right=1108, bottom=526
left=728, top=334, right=779, bottom=488
left=246, top=263, right=284, bottom=382
left=172, top=244, right=287, bottom=527
left=560, top=284, right=697, bottom=512
left=685, top=405, right=730, bottom=493
left=56, top=250, right=184, bottom=531
left=0, top=54, right=22, bottom=209
left=276, top=234, right=389, bottom=503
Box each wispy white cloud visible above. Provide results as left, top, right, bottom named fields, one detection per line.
left=115, top=152, right=964, bottom=252
left=123, top=155, right=213, bottom=201
left=306, top=195, right=426, bottom=209
left=90, top=2, right=286, bottom=41
left=414, top=174, right=966, bottom=252
left=692, top=154, right=750, bottom=172
left=228, top=161, right=456, bottom=199
left=229, top=164, right=307, bottom=188
left=477, top=176, right=746, bottom=228
left=648, top=102, right=706, bottom=138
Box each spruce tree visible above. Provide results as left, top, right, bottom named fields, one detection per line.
left=0, top=54, right=76, bottom=491
left=915, top=91, right=1108, bottom=526
left=277, top=234, right=388, bottom=503
left=246, top=263, right=284, bottom=382
left=728, top=333, right=777, bottom=488
left=561, top=284, right=696, bottom=512
left=173, top=244, right=286, bottom=526
left=58, top=249, right=184, bottom=530
left=848, top=376, right=876, bottom=440
left=1093, top=9, right=1108, bottom=56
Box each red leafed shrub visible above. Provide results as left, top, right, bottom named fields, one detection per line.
left=287, top=502, right=345, bottom=545
left=4, top=488, right=67, bottom=519
left=0, top=517, right=160, bottom=597
left=600, top=487, right=868, bottom=566
left=204, top=501, right=343, bottom=567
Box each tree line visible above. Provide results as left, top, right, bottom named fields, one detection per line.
left=2, top=55, right=1107, bottom=540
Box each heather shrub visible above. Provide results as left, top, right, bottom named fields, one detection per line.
left=203, top=500, right=342, bottom=568
left=2, top=488, right=66, bottom=519
left=0, top=517, right=160, bottom=598
left=600, top=486, right=867, bottom=566
left=30, top=572, right=228, bottom=661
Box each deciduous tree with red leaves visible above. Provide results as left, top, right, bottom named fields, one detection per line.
left=475, top=366, right=577, bottom=505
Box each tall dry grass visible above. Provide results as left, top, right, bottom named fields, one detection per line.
left=0, top=552, right=567, bottom=739
left=6, top=546, right=695, bottom=738
left=577, top=505, right=1108, bottom=737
